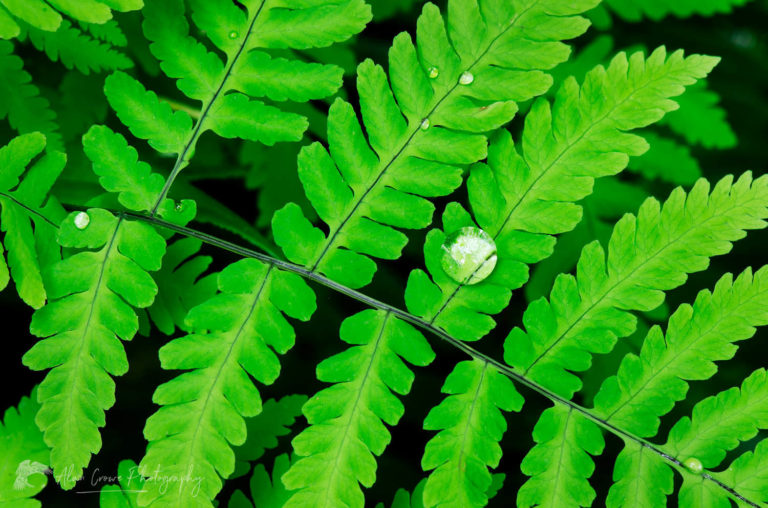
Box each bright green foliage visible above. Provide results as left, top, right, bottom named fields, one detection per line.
left=505, top=173, right=768, bottom=399
left=0, top=389, right=49, bottom=508
left=594, top=267, right=768, bottom=438
left=0, top=133, right=65, bottom=308
left=104, top=71, right=193, bottom=155
left=79, top=20, right=127, bottom=47
left=18, top=20, right=133, bottom=74
left=518, top=406, right=604, bottom=507
left=711, top=438, right=768, bottom=506
left=0, top=0, right=142, bottom=39
left=604, top=0, right=751, bottom=21
left=273, top=0, right=599, bottom=290
left=138, top=0, right=369, bottom=149
left=229, top=454, right=294, bottom=508
left=605, top=442, right=674, bottom=508
left=404, top=47, right=717, bottom=342
left=0, top=42, right=61, bottom=150
left=663, top=81, right=738, bottom=149
left=22, top=125, right=190, bottom=489
left=282, top=310, right=435, bottom=507
left=376, top=479, right=427, bottom=508
left=629, top=131, right=702, bottom=185
left=421, top=359, right=523, bottom=508
left=138, top=259, right=315, bottom=507
left=145, top=237, right=217, bottom=336
left=98, top=459, right=145, bottom=508
left=232, top=394, right=307, bottom=478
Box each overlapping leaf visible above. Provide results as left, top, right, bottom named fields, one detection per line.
left=282, top=310, right=434, bottom=507
left=273, top=0, right=600, bottom=289
left=138, top=259, right=315, bottom=507
left=604, top=0, right=751, bottom=21
left=0, top=133, right=65, bottom=308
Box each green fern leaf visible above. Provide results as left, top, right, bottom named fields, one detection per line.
left=404, top=47, right=717, bottom=342
left=628, top=131, right=702, bottom=185
left=19, top=19, right=132, bottom=74
left=663, top=81, right=738, bottom=149
left=376, top=479, right=427, bottom=508
left=0, top=41, right=62, bottom=150
left=594, top=266, right=768, bottom=438
left=0, top=5, right=19, bottom=39
left=604, top=442, right=673, bottom=508
left=145, top=237, right=217, bottom=336
left=0, top=0, right=141, bottom=38
left=281, top=310, right=435, bottom=507
left=518, top=406, right=604, bottom=507
left=138, top=0, right=368, bottom=148
left=22, top=126, right=188, bottom=489
left=228, top=454, right=294, bottom=508
left=505, top=172, right=768, bottom=399
left=78, top=20, right=127, bottom=47
left=138, top=259, right=315, bottom=507
left=273, top=0, right=599, bottom=290
left=0, top=388, right=49, bottom=508
left=0, top=133, right=65, bottom=308
left=421, top=359, right=523, bottom=508
left=232, top=394, right=307, bottom=478
left=99, top=459, right=145, bottom=508
left=711, top=439, right=768, bottom=507
left=0, top=0, right=60, bottom=33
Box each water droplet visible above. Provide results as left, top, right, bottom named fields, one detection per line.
left=683, top=457, right=703, bottom=475
left=440, top=227, right=497, bottom=285
left=428, top=66, right=439, bottom=79
left=175, top=203, right=183, bottom=212
left=228, top=31, right=239, bottom=39
left=459, top=71, right=474, bottom=85
left=74, top=212, right=90, bottom=230
left=420, top=118, right=430, bottom=131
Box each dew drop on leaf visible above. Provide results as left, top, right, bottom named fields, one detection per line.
left=683, top=457, right=703, bottom=474
left=74, top=212, right=90, bottom=230
left=228, top=30, right=239, bottom=39
left=428, top=66, right=439, bottom=79
left=420, top=118, right=430, bottom=130
left=459, top=71, right=474, bottom=85
left=440, top=227, right=497, bottom=285
left=175, top=202, right=183, bottom=212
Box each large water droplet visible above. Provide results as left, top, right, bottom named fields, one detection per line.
left=420, top=118, right=430, bottom=131
left=74, top=212, right=90, bottom=230
left=428, top=66, right=439, bottom=79
left=683, top=457, right=703, bottom=475
left=440, top=227, right=497, bottom=285
left=228, top=30, right=239, bottom=39
left=459, top=71, right=474, bottom=85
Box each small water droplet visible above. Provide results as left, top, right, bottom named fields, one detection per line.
left=228, top=30, right=239, bottom=39
left=459, top=71, right=474, bottom=85
left=420, top=118, right=430, bottom=131
left=428, top=66, right=439, bottom=79
left=683, top=457, right=703, bottom=475
left=440, top=227, right=497, bottom=285
left=74, top=212, right=90, bottom=230
left=175, top=203, right=183, bottom=212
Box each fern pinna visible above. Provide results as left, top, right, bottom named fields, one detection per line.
left=0, top=0, right=767, bottom=507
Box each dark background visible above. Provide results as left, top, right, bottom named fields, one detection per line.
left=2, top=1, right=768, bottom=506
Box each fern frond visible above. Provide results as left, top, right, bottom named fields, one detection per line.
left=19, top=20, right=132, bottom=74
left=99, top=459, right=145, bottom=508
left=505, top=172, right=768, bottom=399
left=22, top=126, right=188, bottom=489
left=273, top=0, right=599, bottom=289
left=0, top=0, right=142, bottom=38
left=421, top=359, right=523, bottom=507
left=137, top=259, right=315, bottom=507
left=0, top=41, right=62, bottom=150
left=518, top=406, right=604, bottom=507
left=0, top=133, right=65, bottom=308
left=605, top=0, right=751, bottom=21
left=375, top=479, right=427, bottom=508
left=604, top=441, right=673, bottom=508
left=229, top=454, right=294, bottom=508
left=281, top=310, right=435, bottom=507
left=663, top=81, right=738, bottom=149
left=593, top=266, right=768, bottom=438
left=404, top=47, right=717, bottom=341
left=711, top=438, right=768, bottom=507
left=145, top=237, right=217, bottom=336
left=133, top=0, right=369, bottom=149
left=0, top=388, right=49, bottom=508
left=78, top=20, right=127, bottom=47
left=232, top=394, right=307, bottom=478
